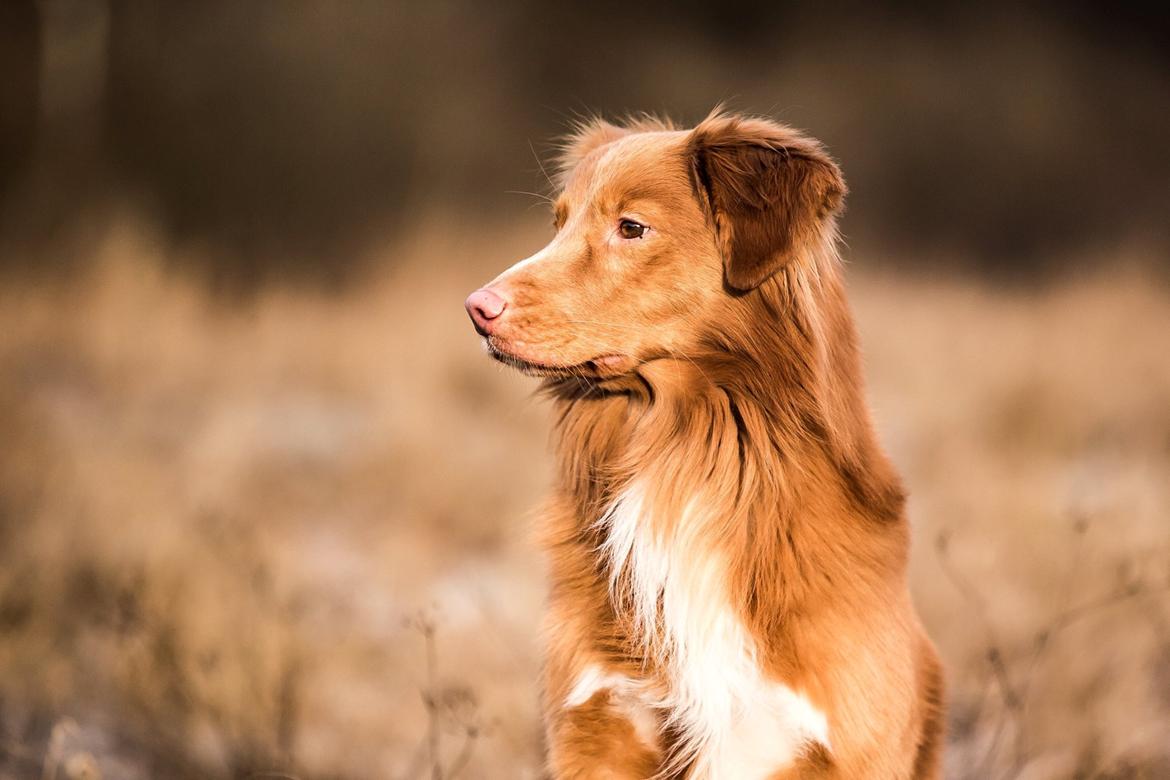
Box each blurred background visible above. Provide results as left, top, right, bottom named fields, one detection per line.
left=1, top=2, right=1168, bottom=778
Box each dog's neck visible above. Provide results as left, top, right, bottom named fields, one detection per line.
left=544, top=256, right=904, bottom=534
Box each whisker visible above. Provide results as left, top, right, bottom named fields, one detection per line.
left=529, top=139, right=557, bottom=192
left=505, top=189, right=555, bottom=205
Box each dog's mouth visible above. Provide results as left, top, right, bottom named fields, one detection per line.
left=484, top=338, right=630, bottom=378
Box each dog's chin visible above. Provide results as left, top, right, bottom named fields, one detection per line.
left=484, top=339, right=631, bottom=379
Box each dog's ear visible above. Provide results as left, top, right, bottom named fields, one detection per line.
left=688, top=113, right=846, bottom=291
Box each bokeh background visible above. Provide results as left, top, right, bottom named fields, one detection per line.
left=1, top=2, right=1168, bottom=778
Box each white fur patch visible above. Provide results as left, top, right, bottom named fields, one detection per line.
left=565, top=663, right=627, bottom=708
left=565, top=664, right=660, bottom=750
left=597, top=482, right=830, bottom=778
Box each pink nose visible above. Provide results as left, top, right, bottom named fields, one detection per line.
left=464, top=287, right=508, bottom=335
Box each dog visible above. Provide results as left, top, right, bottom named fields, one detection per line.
left=464, top=110, right=944, bottom=779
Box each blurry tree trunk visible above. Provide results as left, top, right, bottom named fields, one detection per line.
left=38, top=0, right=109, bottom=156
left=0, top=0, right=110, bottom=254
left=0, top=0, right=41, bottom=202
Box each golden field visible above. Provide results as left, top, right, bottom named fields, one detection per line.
left=0, top=214, right=1168, bottom=779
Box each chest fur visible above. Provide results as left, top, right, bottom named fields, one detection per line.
left=593, top=482, right=830, bottom=778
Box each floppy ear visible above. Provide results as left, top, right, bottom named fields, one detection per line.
left=688, top=114, right=847, bottom=291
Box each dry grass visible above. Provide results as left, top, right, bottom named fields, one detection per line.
left=0, top=214, right=1167, bottom=779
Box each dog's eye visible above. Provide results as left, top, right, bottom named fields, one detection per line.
left=618, top=219, right=648, bottom=240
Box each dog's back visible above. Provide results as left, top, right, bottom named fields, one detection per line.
left=465, top=111, right=943, bottom=779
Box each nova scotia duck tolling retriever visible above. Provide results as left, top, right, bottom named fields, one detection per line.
left=464, top=110, right=944, bottom=780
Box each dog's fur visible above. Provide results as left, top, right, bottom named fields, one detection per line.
left=466, top=111, right=943, bottom=779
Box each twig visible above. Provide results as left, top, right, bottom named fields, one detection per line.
left=399, top=611, right=487, bottom=780
left=444, top=725, right=480, bottom=780
left=1010, top=515, right=1090, bottom=771
left=935, top=530, right=1021, bottom=779
left=419, top=617, right=442, bottom=780
left=936, top=525, right=1170, bottom=780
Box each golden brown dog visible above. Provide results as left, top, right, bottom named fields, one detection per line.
left=465, top=110, right=944, bottom=779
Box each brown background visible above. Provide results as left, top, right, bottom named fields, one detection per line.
left=1, top=2, right=1168, bottom=779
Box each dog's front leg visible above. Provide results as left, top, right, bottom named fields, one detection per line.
left=545, top=683, right=663, bottom=779
left=539, top=508, right=668, bottom=778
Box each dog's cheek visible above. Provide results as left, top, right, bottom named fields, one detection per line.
left=645, top=241, right=722, bottom=318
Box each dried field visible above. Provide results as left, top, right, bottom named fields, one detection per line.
left=1, top=215, right=1167, bottom=779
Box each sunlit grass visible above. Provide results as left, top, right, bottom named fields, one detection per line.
left=1, top=214, right=1167, bottom=779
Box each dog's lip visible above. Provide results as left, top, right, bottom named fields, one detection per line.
left=485, top=338, right=631, bottom=377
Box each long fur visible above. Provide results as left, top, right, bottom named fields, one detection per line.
left=471, top=110, right=944, bottom=779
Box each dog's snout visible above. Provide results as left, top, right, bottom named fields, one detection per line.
left=465, top=287, right=508, bottom=335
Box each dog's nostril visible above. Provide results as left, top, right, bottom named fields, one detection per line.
left=464, top=288, right=508, bottom=334
left=469, top=289, right=506, bottom=319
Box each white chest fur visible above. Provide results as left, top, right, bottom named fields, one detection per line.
left=583, top=482, right=830, bottom=778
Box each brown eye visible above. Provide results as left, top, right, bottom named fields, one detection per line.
left=618, top=219, right=647, bottom=240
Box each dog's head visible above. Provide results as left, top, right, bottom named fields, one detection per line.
left=465, top=111, right=846, bottom=379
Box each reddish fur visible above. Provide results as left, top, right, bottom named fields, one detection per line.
left=468, top=110, right=944, bottom=778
